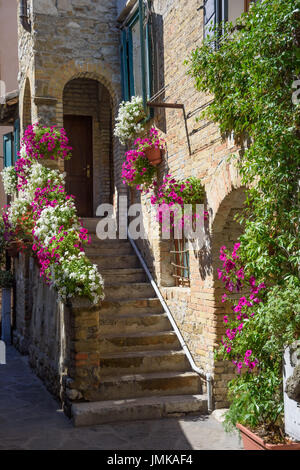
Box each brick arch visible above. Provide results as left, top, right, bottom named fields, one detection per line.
left=206, top=159, right=243, bottom=231
left=47, top=62, right=124, bottom=200
left=62, top=77, right=115, bottom=211
left=48, top=61, right=120, bottom=111
left=21, top=77, right=33, bottom=134
left=210, top=182, right=247, bottom=408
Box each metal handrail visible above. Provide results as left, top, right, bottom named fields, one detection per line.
left=127, top=230, right=213, bottom=412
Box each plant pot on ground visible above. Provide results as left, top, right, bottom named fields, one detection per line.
left=236, top=423, right=300, bottom=450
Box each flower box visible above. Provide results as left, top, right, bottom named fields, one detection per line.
left=236, top=423, right=300, bottom=450
left=6, top=241, right=22, bottom=258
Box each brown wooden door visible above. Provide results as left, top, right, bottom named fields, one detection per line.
left=64, top=115, right=93, bottom=217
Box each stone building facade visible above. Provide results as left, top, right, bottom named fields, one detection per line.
left=13, top=0, right=253, bottom=410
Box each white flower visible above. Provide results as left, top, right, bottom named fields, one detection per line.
left=114, top=96, right=146, bottom=145
left=2, top=167, right=18, bottom=196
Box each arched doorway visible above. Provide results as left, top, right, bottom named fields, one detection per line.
left=22, top=78, right=32, bottom=133
left=211, top=186, right=246, bottom=407
left=62, top=78, right=114, bottom=217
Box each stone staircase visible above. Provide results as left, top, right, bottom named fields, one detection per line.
left=71, top=218, right=208, bottom=426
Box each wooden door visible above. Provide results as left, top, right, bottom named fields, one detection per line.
left=64, top=115, right=93, bottom=217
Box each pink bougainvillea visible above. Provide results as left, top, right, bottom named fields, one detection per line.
left=20, top=123, right=72, bottom=161
left=218, top=243, right=266, bottom=372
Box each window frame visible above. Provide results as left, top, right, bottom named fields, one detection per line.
left=171, top=237, right=191, bottom=288
left=120, top=1, right=152, bottom=109
left=3, top=132, right=13, bottom=168
left=204, top=0, right=258, bottom=41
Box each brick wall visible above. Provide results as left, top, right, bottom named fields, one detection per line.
left=17, top=0, right=124, bottom=205
left=130, top=0, right=246, bottom=407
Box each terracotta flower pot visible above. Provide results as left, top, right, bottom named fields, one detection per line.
left=236, top=423, right=300, bottom=450
left=144, top=146, right=163, bottom=166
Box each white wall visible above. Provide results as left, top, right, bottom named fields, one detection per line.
left=228, top=0, right=245, bottom=24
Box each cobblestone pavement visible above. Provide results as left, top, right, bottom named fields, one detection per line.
left=0, top=346, right=242, bottom=450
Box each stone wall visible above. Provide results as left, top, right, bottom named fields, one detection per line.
left=13, top=254, right=72, bottom=400
left=17, top=0, right=124, bottom=206
left=12, top=253, right=105, bottom=410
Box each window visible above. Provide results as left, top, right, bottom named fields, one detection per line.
left=204, top=0, right=259, bottom=39
left=3, top=133, right=13, bottom=168
left=171, top=237, right=190, bottom=288
left=120, top=1, right=151, bottom=105
left=3, top=119, right=20, bottom=168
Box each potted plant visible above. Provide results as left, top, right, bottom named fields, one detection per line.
left=20, top=123, right=72, bottom=161
left=216, top=244, right=300, bottom=450
left=150, top=174, right=206, bottom=234
left=135, top=127, right=166, bottom=167
left=121, top=148, right=157, bottom=189
left=114, top=96, right=146, bottom=146
left=121, top=127, right=166, bottom=188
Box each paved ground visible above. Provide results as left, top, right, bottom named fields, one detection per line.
left=0, top=346, right=242, bottom=450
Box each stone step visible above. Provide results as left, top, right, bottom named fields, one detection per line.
left=99, top=312, right=171, bottom=335
left=100, top=268, right=147, bottom=284
left=100, top=298, right=164, bottom=316
left=81, top=217, right=103, bottom=233
left=99, top=350, right=190, bottom=376
left=92, top=254, right=141, bottom=269
left=82, top=371, right=202, bottom=402
left=88, top=234, right=131, bottom=246
left=104, top=282, right=155, bottom=300
left=85, top=245, right=134, bottom=256
left=72, top=394, right=208, bottom=427
left=99, top=331, right=181, bottom=353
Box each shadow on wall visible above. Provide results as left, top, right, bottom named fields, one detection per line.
left=151, top=12, right=167, bottom=135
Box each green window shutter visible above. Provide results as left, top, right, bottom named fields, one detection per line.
left=127, top=27, right=135, bottom=98
left=119, top=0, right=152, bottom=108
left=14, top=119, right=20, bottom=162
left=204, top=0, right=217, bottom=40
left=3, top=132, right=13, bottom=168
left=120, top=29, right=130, bottom=101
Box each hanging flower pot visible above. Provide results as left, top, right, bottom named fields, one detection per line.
left=144, top=146, right=163, bottom=166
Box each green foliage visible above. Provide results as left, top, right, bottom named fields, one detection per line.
left=186, top=0, right=300, bottom=433
left=186, top=0, right=300, bottom=282
left=224, top=277, right=300, bottom=431
left=0, top=270, right=14, bottom=288
left=131, top=156, right=157, bottom=188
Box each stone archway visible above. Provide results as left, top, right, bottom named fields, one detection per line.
left=22, top=78, right=32, bottom=134
left=62, top=77, right=114, bottom=216
left=45, top=62, right=124, bottom=211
